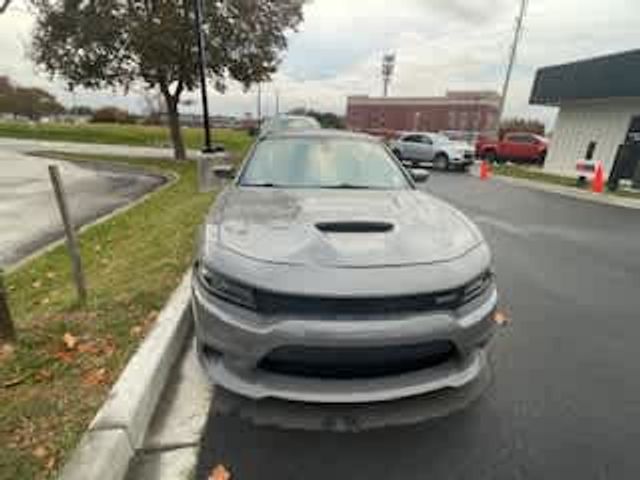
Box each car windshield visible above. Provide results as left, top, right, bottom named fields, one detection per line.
left=240, top=137, right=410, bottom=189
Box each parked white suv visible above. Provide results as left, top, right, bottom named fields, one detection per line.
left=390, top=132, right=475, bottom=171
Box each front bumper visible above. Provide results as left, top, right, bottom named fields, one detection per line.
left=450, top=154, right=475, bottom=166
left=192, top=279, right=498, bottom=404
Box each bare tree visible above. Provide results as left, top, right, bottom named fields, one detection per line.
left=0, top=0, right=12, bottom=14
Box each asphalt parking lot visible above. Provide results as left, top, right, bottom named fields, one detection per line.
left=0, top=141, right=165, bottom=268
left=190, top=172, right=640, bottom=480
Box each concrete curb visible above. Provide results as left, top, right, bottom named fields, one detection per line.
left=494, top=175, right=640, bottom=210
left=469, top=167, right=640, bottom=210
left=58, top=271, right=193, bottom=480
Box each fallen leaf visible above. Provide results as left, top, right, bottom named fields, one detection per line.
left=130, top=325, right=143, bottom=337
left=100, top=258, right=109, bottom=266
left=2, top=374, right=28, bottom=388
left=0, top=343, right=15, bottom=361
left=46, top=271, right=56, bottom=280
left=209, top=465, right=231, bottom=480
left=36, top=369, right=54, bottom=382
left=63, top=333, right=79, bottom=350
left=83, top=368, right=109, bottom=386
left=54, top=351, right=74, bottom=363
left=45, top=456, right=56, bottom=470
left=32, top=446, right=47, bottom=459
left=77, top=341, right=100, bottom=355
left=41, top=297, right=50, bottom=305
left=32, top=280, right=42, bottom=289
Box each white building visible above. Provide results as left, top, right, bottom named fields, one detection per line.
left=530, top=49, right=640, bottom=180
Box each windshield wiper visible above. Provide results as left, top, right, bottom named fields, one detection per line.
left=323, top=183, right=375, bottom=190
left=242, top=182, right=281, bottom=188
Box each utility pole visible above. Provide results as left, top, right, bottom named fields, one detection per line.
left=382, top=53, right=396, bottom=97
left=275, top=89, right=280, bottom=116
left=257, top=83, right=262, bottom=125
left=193, top=0, right=213, bottom=152
left=497, top=0, right=529, bottom=131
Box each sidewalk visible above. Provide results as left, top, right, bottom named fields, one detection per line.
left=126, top=340, right=212, bottom=480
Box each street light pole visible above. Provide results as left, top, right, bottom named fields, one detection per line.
left=257, top=83, right=262, bottom=125
left=497, top=0, right=529, bottom=131
left=193, top=0, right=213, bottom=152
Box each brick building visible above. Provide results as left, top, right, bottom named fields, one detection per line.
left=346, top=91, right=501, bottom=134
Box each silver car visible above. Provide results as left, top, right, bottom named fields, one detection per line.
left=192, top=130, right=498, bottom=405
left=391, top=132, right=475, bottom=171
left=259, top=114, right=321, bottom=138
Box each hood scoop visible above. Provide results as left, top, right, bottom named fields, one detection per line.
left=315, top=221, right=394, bottom=234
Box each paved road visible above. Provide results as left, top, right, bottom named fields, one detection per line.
left=187, top=172, right=640, bottom=480
left=0, top=139, right=167, bottom=268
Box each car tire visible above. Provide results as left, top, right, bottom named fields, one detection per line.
left=484, top=150, right=498, bottom=164
left=537, top=151, right=547, bottom=166
left=434, top=153, right=449, bottom=171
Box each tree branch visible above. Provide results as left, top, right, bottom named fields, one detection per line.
left=0, top=0, right=12, bottom=14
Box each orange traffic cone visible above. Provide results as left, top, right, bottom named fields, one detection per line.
left=592, top=161, right=605, bottom=193
left=480, top=160, right=490, bottom=180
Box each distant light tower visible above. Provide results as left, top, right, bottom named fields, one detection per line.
left=382, top=53, right=396, bottom=97
left=497, top=0, right=529, bottom=130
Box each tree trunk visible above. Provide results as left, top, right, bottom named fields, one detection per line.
left=0, top=270, right=15, bottom=343
left=163, top=93, right=186, bottom=161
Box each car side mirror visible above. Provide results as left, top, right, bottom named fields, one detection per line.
left=410, top=168, right=429, bottom=183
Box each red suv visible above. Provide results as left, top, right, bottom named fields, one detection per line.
left=478, top=132, right=548, bottom=165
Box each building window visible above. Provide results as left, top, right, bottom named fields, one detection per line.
left=448, top=111, right=457, bottom=129
left=460, top=111, right=469, bottom=129
left=585, top=141, right=597, bottom=160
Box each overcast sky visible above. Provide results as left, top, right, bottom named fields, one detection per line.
left=1, top=0, right=639, bottom=126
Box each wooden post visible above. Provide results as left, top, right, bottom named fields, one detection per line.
left=0, top=269, right=15, bottom=342
left=48, top=165, right=87, bottom=304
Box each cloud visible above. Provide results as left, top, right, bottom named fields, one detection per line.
left=1, top=0, right=640, bottom=129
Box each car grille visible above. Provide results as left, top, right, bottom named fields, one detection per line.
left=259, top=341, right=457, bottom=379
left=255, top=270, right=493, bottom=316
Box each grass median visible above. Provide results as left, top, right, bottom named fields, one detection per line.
left=492, top=163, right=640, bottom=201
left=0, top=146, right=248, bottom=479
left=0, top=121, right=250, bottom=153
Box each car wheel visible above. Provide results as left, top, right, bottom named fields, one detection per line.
left=485, top=150, right=498, bottom=164
left=537, top=152, right=547, bottom=166
left=434, top=153, right=449, bottom=171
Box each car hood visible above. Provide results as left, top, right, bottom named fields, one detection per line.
left=210, top=188, right=482, bottom=267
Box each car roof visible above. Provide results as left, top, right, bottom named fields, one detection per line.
left=260, top=129, right=380, bottom=142
left=400, top=131, right=440, bottom=137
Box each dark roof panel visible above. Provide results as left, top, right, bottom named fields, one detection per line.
left=530, top=49, right=640, bottom=105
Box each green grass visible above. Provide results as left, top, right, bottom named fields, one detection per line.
left=492, top=163, right=640, bottom=200
left=492, top=163, right=579, bottom=188
left=0, top=121, right=250, bottom=153
left=0, top=149, right=249, bottom=480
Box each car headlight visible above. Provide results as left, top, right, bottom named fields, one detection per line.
left=196, top=262, right=257, bottom=310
